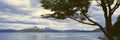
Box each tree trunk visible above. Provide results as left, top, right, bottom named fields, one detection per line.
left=106, top=17, right=114, bottom=40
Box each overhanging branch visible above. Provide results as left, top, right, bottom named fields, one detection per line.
left=69, top=16, right=96, bottom=25
left=83, top=13, right=108, bottom=37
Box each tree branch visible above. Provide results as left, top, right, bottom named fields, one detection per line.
left=106, top=0, right=112, bottom=10
left=69, top=16, right=96, bottom=25
left=96, top=0, right=101, bottom=6
left=100, top=0, right=108, bottom=18
left=106, top=0, right=112, bottom=17
left=83, top=14, right=101, bottom=26
left=83, top=13, right=108, bottom=37
left=111, top=1, right=120, bottom=16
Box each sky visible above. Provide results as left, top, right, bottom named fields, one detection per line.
left=0, top=0, right=119, bottom=30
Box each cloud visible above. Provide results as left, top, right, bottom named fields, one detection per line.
left=0, top=0, right=119, bottom=30
left=3, top=0, right=30, bottom=7
left=0, top=1, right=31, bottom=16
left=0, top=23, right=34, bottom=30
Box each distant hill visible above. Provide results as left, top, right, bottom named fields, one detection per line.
left=42, top=27, right=62, bottom=32
left=0, top=29, right=18, bottom=32
left=20, top=27, right=65, bottom=32
left=20, top=26, right=44, bottom=32
left=20, top=27, right=94, bottom=32
left=0, top=26, right=98, bottom=32
left=64, top=30, right=93, bottom=32
left=93, top=27, right=106, bottom=32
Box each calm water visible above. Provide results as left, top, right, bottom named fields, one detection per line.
left=0, top=32, right=103, bottom=40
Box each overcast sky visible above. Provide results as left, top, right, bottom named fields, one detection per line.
left=0, top=0, right=119, bottom=30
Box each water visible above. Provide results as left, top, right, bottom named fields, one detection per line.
left=0, top=32, right=103, bottom=40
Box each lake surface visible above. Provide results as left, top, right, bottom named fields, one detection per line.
left=0, top=32, right=103, bottom=40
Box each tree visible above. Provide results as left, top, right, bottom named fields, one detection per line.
left=112, top=15, right=120, bottom=40
left=40, top=0, right=120, bottom=40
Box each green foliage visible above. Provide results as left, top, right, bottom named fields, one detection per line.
left=40, top=0, right=120, bottom=40
left=41, top=0, right=90, bottom=20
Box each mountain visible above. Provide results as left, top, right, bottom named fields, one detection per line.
left=20, top=27, right=63, bottom=32
left=20, top=27, right=90, bottom=32
left=43, top=27, right=93, bottom=32
left=0, top=29, right=18, bottom=32
left=0, top=26, right=95, bottom=32
left=20, top=26, right=44, bottom=32
left=20, top=26, right=93, bottom=32
left=42, top=27, right=63, bottom=32
left=64, top=30, right=92, bottom=32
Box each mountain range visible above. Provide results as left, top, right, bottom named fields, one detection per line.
left=0, top=26, right=100, bottom=32
left=0, top=29, right=18, bottom=32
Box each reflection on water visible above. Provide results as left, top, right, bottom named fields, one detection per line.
left=0, top=32, right=103, bottom=40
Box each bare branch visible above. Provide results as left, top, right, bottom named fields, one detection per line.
left=82, top=13, right=108, bottom=37
left=106, top=0, right=112, bottom=10
left=69, top=16, right=96, bottom=25
left=83, top=14, right=100, bottom=26
left=106, top=0, right=112, bottom=17
left=100, top=0, right=108, bottom=18
left=111, top=1, right=120, bottom=16
left=96, top=0, right=101, bottom=6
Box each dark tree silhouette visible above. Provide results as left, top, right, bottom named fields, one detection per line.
left=112, top=15, right=120, bottom=40
left=40, top=0, right=120, bottom=40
